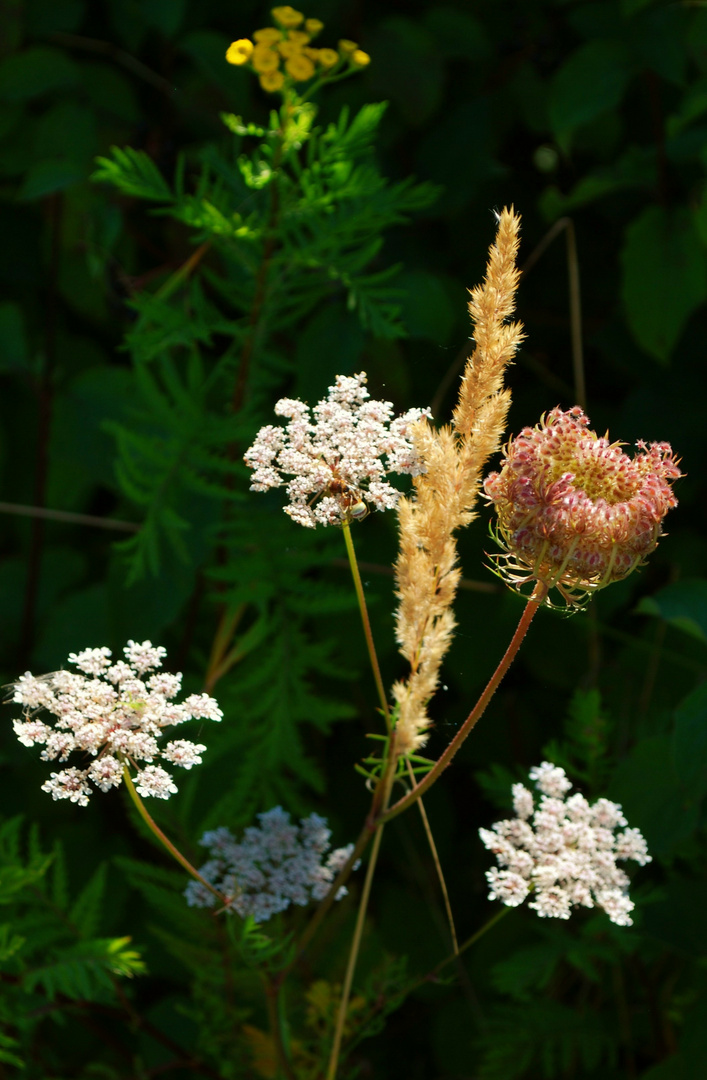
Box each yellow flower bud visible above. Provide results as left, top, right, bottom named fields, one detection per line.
left=252, top=45, right=280, bottom=74
left=271, top=5, right=304, bottom=28
left=303, top=46, right=320, bottom=60
left=305, top=18, right=324, bottom=35
left=338, top=39, right=358, bottom=53
left=285, top=53, right=315, bottom=81
left=351, top=49, right=371, bottom=67
left=287, top=29, right=310, bottom=44
left=253, top=27, right=283, bottom=44
left=317, top=47, right=339, bottom=69
left=225, top=39, right=254, bottom=66
left=278, top=39, right=304, bottom=58
left=259, top=70, right=285, bottom=92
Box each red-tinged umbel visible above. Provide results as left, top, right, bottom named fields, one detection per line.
left=483, top=406, right=682, bottom=608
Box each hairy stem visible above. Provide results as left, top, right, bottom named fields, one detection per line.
left=122, top=767, right=226, bottom=903
left=379, top=585, right=547, bottom=825
left=342, top=521, right=391, bottom=727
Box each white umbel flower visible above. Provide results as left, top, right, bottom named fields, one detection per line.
left=244, top=372, right=430, bottom=527
left=479, top=762, right=651, bottom=926
left=12, top=641, right=222, bottom=804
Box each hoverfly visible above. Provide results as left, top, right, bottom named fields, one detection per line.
left=310, top=461, right=369, bottom=524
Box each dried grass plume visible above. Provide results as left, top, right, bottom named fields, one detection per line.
left=392, top=208, right=524, bottom=755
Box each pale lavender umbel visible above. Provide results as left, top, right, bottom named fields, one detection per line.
left=479, top=762, right=651, bottom=926
left=185, top=807, right=356, bottom=922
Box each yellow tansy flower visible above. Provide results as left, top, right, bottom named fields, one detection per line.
left=287, top=30, right=310, bottom=44
left=351, top=49, right=371, bottom=67
left=260, top=70, right=285, bottom=92
left=317, top=47, right=339, bottom=68
left=303, top=46, right=319, bottom=60
left=254, top=27, right=282, bottom=44
left=285, top=53, right=315, bottom=81
left=252, top=45, right=280, bottom=74
left=278, top=40, right=304, bottom=59
left=272, top=6, right=304, bottom=28
left=225, top=39, right=254, bottom=65
left=338, top=39, right=358, bottom=53
left=305, top=18, right=324, bottom=36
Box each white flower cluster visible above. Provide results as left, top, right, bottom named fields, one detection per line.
left=12, top=641, right=222, bottom=806
left=479, top=762, right=651, bottom=926
left=184, top=806, right=356, bottom=922
left=243, top=372, right=430, bottom=527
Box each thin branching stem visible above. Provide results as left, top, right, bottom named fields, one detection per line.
left=342, top=521, right=391, bottom=728
left=406, top=758, right=458, bottom=955
left=122, top=768, right=226, bottom=903
left=379, top=583, right=548, bottom=824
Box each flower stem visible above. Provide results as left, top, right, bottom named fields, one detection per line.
left=325, top=750, right=395, bottom=1080
left=379, top=584, right=547, bottom=825
left=405, top=758, right=458, bottom=955
left=122, top=767, right=226, bottom=904
left=342, top=521, right=391, bottom=727
left=405, top=905, right=511, bottom=998
left=264, top=975, right=297, bottom=1080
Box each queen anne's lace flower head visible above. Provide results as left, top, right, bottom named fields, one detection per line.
left=483, top=406, right=681, bottom=607
left=12, top=641, right=222, bottom=805
left=479, top=763, right=651, bottom=926
left=244, top=372, right=430, bottom=527
left=184, top=806, right=357, bottom=922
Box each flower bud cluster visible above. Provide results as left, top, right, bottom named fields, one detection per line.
left=185, top=806, right=356, bottom=922
left=244, top=372, right=430, bottom=527
left=479, top=762, right=651, bottom=926
left=12, top=642, right=222, bottom=806
left=483, top=406, right=681, bottom=606
left=226, top=7, right=370, bottom=94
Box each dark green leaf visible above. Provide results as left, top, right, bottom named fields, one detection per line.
left=621, top=206, right=707, bottom=362
left=0, top=47, right=80, bottom=101
left=549, top=40, right=632, bottom=146
left=672, top=682, right=707, bottom=801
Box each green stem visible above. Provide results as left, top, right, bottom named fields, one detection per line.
left=325, top=753, right=395, bottom=1080
left=122, top=767, right=226, bottom=904
left=342, top=521, right=391, bottom=727
left=401, top=906, right=511, bottom=1001
left=379, top=584, right=547, bottom=825
left=264, top=975, right=297, bottom=1080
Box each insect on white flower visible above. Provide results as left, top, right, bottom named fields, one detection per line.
left=243, top=372, right=430, bottom=527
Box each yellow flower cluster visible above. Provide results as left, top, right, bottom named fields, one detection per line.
left=224, top=7, right=371, bottom=94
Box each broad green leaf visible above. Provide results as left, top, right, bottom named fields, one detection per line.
left=609, top=736, right=698, bottom=856
left=549, top=40, right=632, bottom=146
left=368, top=17, right=444, bottom=126
left=0, top=47, right=80, bottom=101
left=636, top=579, right=707, bottom=644
left=396, top=270, right=457, bottom=343
left=621, top=206, right=707, bottom=362
left=672, top=682, right=707, bottom=801
left=18, top=159, right=84, bottom=200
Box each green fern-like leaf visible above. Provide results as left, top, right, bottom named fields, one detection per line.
left=92, top=146, right=172, bottom=201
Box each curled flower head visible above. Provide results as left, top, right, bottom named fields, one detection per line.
left=184, top=807, right=357, bottom=922
left=483, top=406, right=681, bottom=608
left=244, top=372, right=430, bottom=528
left=480, top=762, right=651, bottom=926
left=225, top=39, right=254, bottom=65
left=12, top=642, right=222, bottom=805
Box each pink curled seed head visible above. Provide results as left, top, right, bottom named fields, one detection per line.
left=482, top=406, right=682, bottom=609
